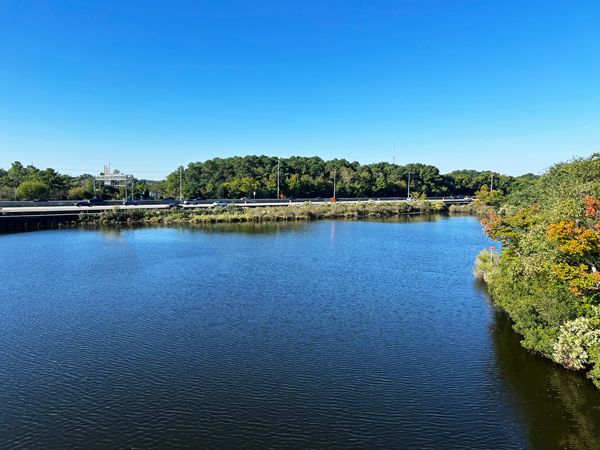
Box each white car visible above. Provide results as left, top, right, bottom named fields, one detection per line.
left=183, top=200, right=198, bottom=205
left=213, top=201, right=227, bottom=206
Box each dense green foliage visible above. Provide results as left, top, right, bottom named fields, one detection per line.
left=0, top=162, right=150, bottom=200
left=0, top=162, right=72, bottom=200
left=0, top=156, right=538, bottom=200
left=481, top=154, right=600, bottom=387
left=155, top=155, right=537, bottom=199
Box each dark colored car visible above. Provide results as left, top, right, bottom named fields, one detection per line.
left=288, top=197, right=297, bottom=200
left=240, top=197, right=252, bottom=201
left=164, top=197, right=176, bottom=201
left=32, top=199, right=49, bottom=202
left=89, top=199, right=109, bottom=206
left=123, top=200, right=139, bottom=206
left=196, top=196, right=207, bottom=200
left=166, top=203, right=183, bottom=209
left=76, top=199, right=109, bottom=207
left=316, top=197, right=324, bottom=200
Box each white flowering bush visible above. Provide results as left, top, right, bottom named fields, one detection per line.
left=553, top=307, right=600, bottom=381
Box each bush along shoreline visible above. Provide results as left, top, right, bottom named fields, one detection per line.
left=77, top=200, right=448, bottom=226
left=475, top=154, right=600, bottom=388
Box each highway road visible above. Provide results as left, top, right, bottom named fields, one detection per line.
left=0, top=198, right=472, bottom=214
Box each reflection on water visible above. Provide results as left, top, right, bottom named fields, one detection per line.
left=480, top=280, right=600, bottom=450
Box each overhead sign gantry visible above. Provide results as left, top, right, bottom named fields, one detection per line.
left=94, top=164, right=134, bottom=199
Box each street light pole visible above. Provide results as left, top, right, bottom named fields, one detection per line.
left=407, top=171, right=411, bottom=198
left=277, top=158, right=280, bottom=199
left=333, top=169, right=337, bottom=199
left=179, top=166, right=182, bottom=202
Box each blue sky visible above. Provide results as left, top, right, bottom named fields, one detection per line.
left=1, top=1, right=598, bottom=179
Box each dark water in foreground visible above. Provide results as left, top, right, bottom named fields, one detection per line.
left=1, top=216, right=600, bottom=449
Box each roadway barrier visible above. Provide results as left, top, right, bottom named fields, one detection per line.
left=0, top=197, right=474, bottom=209
left=0, top=214, right=80, bottom=228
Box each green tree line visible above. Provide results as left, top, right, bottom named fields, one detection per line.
left=155, top=155, right=537, bottom=199
left=0, top=162, right=150, bottom=201
left=0, top=156, right=537, bottom=201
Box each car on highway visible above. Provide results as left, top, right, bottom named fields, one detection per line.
left=89, top=199, right=109, bottom=206
left=196, top=196, right=207, bottom=200
left=163, top=197, right=176, bottom=201
left=213, top=201, right=227, bottom=206
left=240, top=197, right=251, bottom=201
left=166, top=203, right=183, bottom=209
left=316, top=197, right=324, bottom=200
left=407, top=197, right=416, bottom=202
left=122, top=200, right=139, bottom=206
left=75, top=199, right=109, bottom=207
left=288, top=196, right=297, bottom=200
left=32, top=199, right=49, bottom=202
left=183, top=200, right=198, bottom=205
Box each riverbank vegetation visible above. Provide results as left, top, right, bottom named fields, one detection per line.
left=478, top=154, right=600, bottom=388
left=77, top=200, right=447, bottom=225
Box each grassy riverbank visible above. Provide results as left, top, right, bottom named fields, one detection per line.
left=78, top=200, right=448, bottom=225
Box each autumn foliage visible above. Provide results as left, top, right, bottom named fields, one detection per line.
left=479, top=154, right=600, bottom=388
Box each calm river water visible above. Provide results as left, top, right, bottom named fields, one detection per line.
left=1, top=216, right=600, bottom=449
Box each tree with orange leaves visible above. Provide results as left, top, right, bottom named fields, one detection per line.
left=546, top=195, right=600, bottom=296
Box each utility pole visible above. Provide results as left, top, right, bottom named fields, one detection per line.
left=490, top=174, right=494, bottom=191
left=179, top=166, right=182, bottom=202
left=277, top=158, right=280, bottom=199
left=333, top=169, right=337, bottom=199
left=407, top=171, right=411, bottom=198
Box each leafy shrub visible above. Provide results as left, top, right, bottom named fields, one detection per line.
left=553, top=307, right=600, bottom=386
left=473, top=248, right=499, bottom=282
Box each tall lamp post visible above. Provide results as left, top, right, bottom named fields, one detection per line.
left=179, top=166, right=182, bottom=202
left=333, top=169, right=337, bottom=199
left=277, top=158, right=280, bottom=199
left=407, top=171, right=411, bottom=199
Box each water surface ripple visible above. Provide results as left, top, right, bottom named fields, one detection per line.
left=1, top=217, right=600, bottom=449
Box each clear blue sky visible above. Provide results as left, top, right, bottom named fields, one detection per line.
left=1, top=1, right=598, bottom=179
